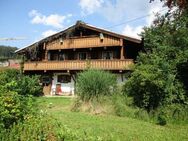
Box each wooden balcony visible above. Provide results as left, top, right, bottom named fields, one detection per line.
left=23, top=59, right=133, bottom=71
left=46, top=35, right=122, bottom=50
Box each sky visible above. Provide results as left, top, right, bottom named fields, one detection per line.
left=0, top=0, right=167, bottom=48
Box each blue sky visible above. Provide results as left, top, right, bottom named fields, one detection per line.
left=0, top=0, right=166, bottom=48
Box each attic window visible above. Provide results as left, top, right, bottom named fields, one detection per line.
left=99, top=33, right=104, bottom=41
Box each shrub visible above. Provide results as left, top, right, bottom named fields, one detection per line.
left=0, top=69, right=19, bottom=85
left=0, top=91, right=36, bottom=128
left=123, top=64, right=186, bottom=111
left=15, top=75, right=42, bottom=96
left=0, top=69, right=42, bottom=96
left=76, top=69, right=117, bottom=102
left=156, top=104, right=188, bottom=124
left=0, top=69, right=41, bottom=128
left=157, top=112, right=167, bottom=126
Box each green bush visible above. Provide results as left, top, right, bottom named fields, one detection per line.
left=123, top=7, right=188, bottom=114
left=0, top=69, right=42, bottom=96
left=15, top=75, right=42, bottom=96
left=76, top=69, right=117, bottom=102
left=156, top=105, right=188, bottom=124
left=0, top=91, right=36, bottom=128
left=0, top=69, right=19, bottom=85
left=123, top=63, right=186, bottom=111
left=0, top=115, right=60, bottom=141
left=0, top=69, right=40, bottom=128
left=157, top=112, right=167, bottom=126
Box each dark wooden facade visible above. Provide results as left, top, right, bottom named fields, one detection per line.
left=16, top=21, right=142, bottom=95
left=16, top=21, right=142, bottom=73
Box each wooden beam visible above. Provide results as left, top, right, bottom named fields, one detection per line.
left=120, top=39, right=125, bottom=60
left=120, top=38, right=123, bottom=46
left=44, top=42, right=48, bottom=61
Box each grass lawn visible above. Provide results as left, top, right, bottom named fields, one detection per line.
left=37, top=97, right=188, bottom=141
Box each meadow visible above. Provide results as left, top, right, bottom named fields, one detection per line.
left=37, top=97, right=188, bottom=141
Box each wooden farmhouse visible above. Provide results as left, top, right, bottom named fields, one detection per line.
left=16, top=21, right=143, bottom=96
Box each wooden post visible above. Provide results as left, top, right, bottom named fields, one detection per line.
left=44, top=42, right=48, bottom=61
left=120, top=39, right=125, bottom=60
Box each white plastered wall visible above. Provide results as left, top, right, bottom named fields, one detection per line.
left=51, top=73, right=75, bottom=96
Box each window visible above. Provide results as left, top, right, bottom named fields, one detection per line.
left=59, top=53, right=66, bottom=60
left=78, top=52, right=87, bottom=60
left=102, top=51, right=113, bottom=59
left=57, top=75, right=71, bottom=83
left=41, top=76, right=51, bottom=84
left=51, top=53, right=59, bottom=60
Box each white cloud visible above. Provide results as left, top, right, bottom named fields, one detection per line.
left=79, top=0, right=104, bottom=15
left=79, top=0, right=152, bottom=22
left=42, top=30, right=58, bottom=38
left=146, top=2, right=166, bottom=26
left=79, top=0, right=166, bottom=25
left=122, top=25, right=143, bottom=39
left=29, top=10, right=72, bottom=28
left=120, top=1, right=167, bottom=39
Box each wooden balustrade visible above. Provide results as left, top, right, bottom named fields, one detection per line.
left=24, top=59, right=134, bottom=71
left=46, top=35, right=121, bottom=50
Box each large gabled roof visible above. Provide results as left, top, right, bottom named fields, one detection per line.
left=16, top=21, right=142, bottom=53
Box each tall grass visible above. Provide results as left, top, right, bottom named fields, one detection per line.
left=76, top=69, right=117, bottom=102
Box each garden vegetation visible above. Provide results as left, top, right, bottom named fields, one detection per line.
left=0, top=0, right=188, bottom=140
left=74, top=0, right=188, bottom=125
left=0, top=69, right=102, bottom=140
left=124, top=1, right=188, bottom=124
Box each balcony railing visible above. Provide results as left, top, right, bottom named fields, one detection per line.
left=46, top=35, right=122, bottom=50
left=24, top=59, right=133, bottom=71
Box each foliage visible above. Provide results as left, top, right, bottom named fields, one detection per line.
left=112, top=94, right=135, bottom=117
left=0, top=69, right=19, bottom=85
left=150, top=0, right=188, bottom=10
left=0, top=69, right=41, bottom=128
left=0, top=69, right=42, bottom=96
left=124, top=63, right=186, bottom=110
left=124, top=8, right=188, bottom=111
left=0, top=114, right=103, bottom=141
left=14, top=75, right=42, bottom=96
left=0, top=91, right=36, bottom=129
left=0, top=45, right=18, bottom=60
left=157, top=112, right=167, bottom=126
left=152, top=104, right=188, bottom=124
left=76, top=69, right=117, bottom=102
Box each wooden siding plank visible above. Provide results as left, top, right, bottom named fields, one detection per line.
left=46, top=36, right=121, bottom=50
